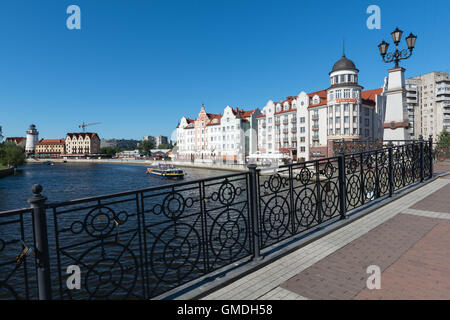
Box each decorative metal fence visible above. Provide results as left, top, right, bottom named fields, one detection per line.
left=0, top=138, right=435, bottom=300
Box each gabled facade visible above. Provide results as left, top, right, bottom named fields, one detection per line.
left=176, top=105, right=260, bottom=164
left=65, top=132, right=100, bottom=155
left=256, top=51, right=386, bottom=161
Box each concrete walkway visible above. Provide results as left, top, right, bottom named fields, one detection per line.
left=203, top=172, right=450, bottom=300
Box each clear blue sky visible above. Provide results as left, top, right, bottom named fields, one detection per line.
left=0, top=0, right=449, bottom=140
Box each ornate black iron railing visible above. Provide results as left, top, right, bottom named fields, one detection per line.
left=0, top=138, right=435, bottom=300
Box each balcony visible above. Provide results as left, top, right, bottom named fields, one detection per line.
left=283, top=137, right=289, bottom=142
left=282, top=119, right=289, bottom=125
left=312, top=114, right=319, bottom=121
left=291, top=136, right=297, bottom=142
left=291, top=128, right=297, bottom=133
left=312, top=135, right=319, bottom=141
left=275, top=119, right=280, bottom=126
left=436, top=95, right=450, bottom=102
left=291, top=118, right=297, bottom=124
left=261, top=123, right=266, bottom=128
left=312, top=125, right=319, bottom=131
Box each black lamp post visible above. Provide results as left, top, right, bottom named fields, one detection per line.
left=378, top=27, right=417, bottom=68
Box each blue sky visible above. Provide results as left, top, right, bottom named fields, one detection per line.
left=0, top=0, right=449, bottom=140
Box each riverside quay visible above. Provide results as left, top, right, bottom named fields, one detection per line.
left=0, top=138, right=438, bottom=300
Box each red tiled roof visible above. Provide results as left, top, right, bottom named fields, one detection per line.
left=361, top=88, right=383, bottom=106
left=5, top=137, right=26, bottom=144
left=307, top=89, right=328, bottom=108
left=66, top=132, right=99, bottom=139
left=256, top=114, right=266, bottom=118
left=37, top=139, right=65, bottom=145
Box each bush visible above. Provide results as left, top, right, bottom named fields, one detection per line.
left=0, top=142, right=25, bottom=168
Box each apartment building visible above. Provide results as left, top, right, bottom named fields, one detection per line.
left=256, top=52, right=385, bottom=161
left=65, top=132, right=101, bottom=155
left=406, top=71, right=450, bottom=139
left=35, top=139, right=66, bottom=156
left=176, top=105, right=260, bottom=164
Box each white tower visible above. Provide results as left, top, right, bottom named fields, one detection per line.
left=382, top=67, right=409, bottom=141
left=25, top=124, right=39, bottom=154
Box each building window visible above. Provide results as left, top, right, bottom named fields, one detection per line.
left=344, top=116, right=349, bottom=123
left=300, top=117, right=305, bottom=123
left=300, top=127, right=305, bottom=133
left=300, top=146, right=305, bottom=152
left=344, top=89, right=350, bottom=98
left=344, top=104, right=349, bottom=112
left=336, top=105, right=340, bottom=113
left=344, top=128, right=349, bottom=135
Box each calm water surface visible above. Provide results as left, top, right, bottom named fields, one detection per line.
left=0, top=163, right=232, bottom=211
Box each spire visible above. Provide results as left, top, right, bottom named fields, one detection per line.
left=342, top=38, right=346, bottom=57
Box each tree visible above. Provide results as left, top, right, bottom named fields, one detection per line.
left=436, top=128, right=450, bottom=147
left=0, top=142, right=25, bottom=168
left=157, top=143, right=170, bottom=149
left=100, top=147, right=118, bottom=158
left=138, top=140, right=154, bottom=156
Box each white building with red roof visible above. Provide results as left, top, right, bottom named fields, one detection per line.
left=65, top=132, right=100, bottom=155
left=176, top=105, right=260, bottom=164
left=256, top=50, right=386, bottom=161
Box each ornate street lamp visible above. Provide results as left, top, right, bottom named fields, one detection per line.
left=378, top=27, right=417, bottom=68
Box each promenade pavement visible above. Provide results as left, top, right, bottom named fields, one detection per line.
left=203, top=168, right=450, bottom=300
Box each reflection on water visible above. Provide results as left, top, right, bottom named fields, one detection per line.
left=0, top=163, right=232, bottom=211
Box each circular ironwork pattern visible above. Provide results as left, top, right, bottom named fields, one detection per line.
left=393, top=163, right=404, bottom=189
left=294, top=188, right=317, bottom=228
left=209, top=209, right=248, bottom=261
left=378, top=167, right=389, bottom=195
left=403, top=160, right=414, bottom=184
left=296, top=167, right=313, bottom=185
left=323, top=162, right=336, bottom=179
left=83, top=206, right=117, bottom=239
left=261, top=195, right=290, bottom=240
left=150, top=223, right=201, bottom=284
left=217, top=181, right=236, bottom=206
left=346, top=157, right=359, bottom=174
left=364, top=170, right=377, bottom=201
left=321, top=181, right=339, bottom=219
left=80, top=242, right=138, bottom=299
left=346, top=175, right=361, bottom=207
left=162, top=192, right=186, bottom=219
left=263, top=174, right=285, bottom=193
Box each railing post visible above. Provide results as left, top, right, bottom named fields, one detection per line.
left=337, top=149, right=347, bottom=220
left=419, top=135, right=425, bottom=182
left=429, top=135, right=434, bottom=178
left=388, top=142, right=394, bottom=197
left=247, top=164, right=261, bottom=261
left=28, top=184, right=52, bottom=300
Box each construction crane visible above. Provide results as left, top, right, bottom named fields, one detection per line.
left=78, top=121, right=101, bottom=133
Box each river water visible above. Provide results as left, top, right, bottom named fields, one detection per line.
left=0, top=162, right=232, bottom=211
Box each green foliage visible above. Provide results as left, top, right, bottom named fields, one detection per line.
left=100, top=146, right=118, bottom=157
left=157, top=143, right=170, bottom=149
left=436, top=128, right=450, bottom=147
left=0, top=142, right=25, bottom=168
left=138, top=140, right=154, bottom=155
